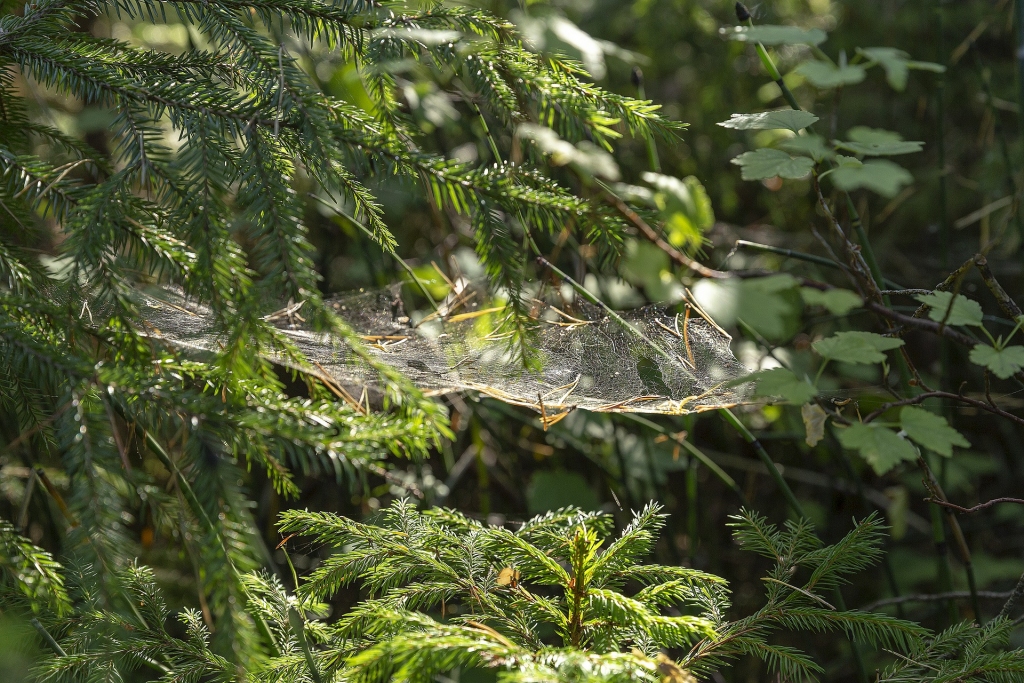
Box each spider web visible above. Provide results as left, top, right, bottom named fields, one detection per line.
left=135, top=281, right=750, bottom=419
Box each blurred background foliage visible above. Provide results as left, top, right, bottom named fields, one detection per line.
left=3, top=0, right=1024, bottom=680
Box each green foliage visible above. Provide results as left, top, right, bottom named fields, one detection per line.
left=731, top=149, right=815, bottom=180
left=835, top=128, right=924, bottom=157
left=969, top=344, right=1024, bottom=379
left=837, top=423, right=918, bottom=475
left=915, top=291, right=985, bottom=327
left=812, top=331, right=905, bottom=365
left=826, top=158, right=915, bottom=197
left=14, top=501, right=937, bottom=683
left=0, top=0, right=679, bottom=664
left=0, top=521, right=69, bottom=616
left=799, top=288, right=862, bottom=315
left=744, top=368, right=818, bottom=404
left=643, top=172, right=715, bottom=251
left=900, top=407, right=970, bottom=457
left=794, top=61, right=867, bottom=89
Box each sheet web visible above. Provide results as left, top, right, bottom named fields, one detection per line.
left=137, top=281, right=750, bottom=420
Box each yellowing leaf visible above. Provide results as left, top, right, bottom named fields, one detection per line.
left=900, top=407, right=970, bottom=457
left=802, top=403, right=827, bottom=447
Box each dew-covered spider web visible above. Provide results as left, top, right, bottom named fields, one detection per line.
left=135, top=280, right=749, bottom=418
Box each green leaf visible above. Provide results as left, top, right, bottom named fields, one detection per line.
left=913, top=291, right=984, bottom=327
left=829, top=159, right=913, bottom=198
left=737, top=275, right=803, bottom=340
left=837, top=423, right=918, bottom=475
left=778, top=134, right=835, bottom=162
left=691, top=275, right=802, bottom=341
left=794, top=60, right=866, bottom=89
left=800, top=287, right=862, bottom=315
left=718, top=110, right=820, bottom=133
left=900, top=407, right=970, bottom=457
left=719, top=25, right=828, bottom=46
left=969, top=345, right=1024, bottom=379
left=731, top=149, right=815, bottom=180
left=836, top=127, right=924, bottom=156
left=643, top=172, right=715, bottom=250
left=744, top=367, right=818, bottom=404
left=812, top=331, right=904, bottom=364
left=857, top=47, right=945, bottom=91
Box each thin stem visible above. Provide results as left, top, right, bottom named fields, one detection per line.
left=720, top=408, right=805, bottom=518
left=861, top=590, right=1011, bottom=613
left=927, top=497, right=1024, bottom=514
left=928, top=501, right=958, bottom=626
left=30, top=618, right=66, bottom=657
left=331, top=204, right=440, bottom=313
left=289, top=608, right=324, bottom=683
left=620, top=413, right=749, bottom=505
left=687, top=457, right=698, bottom=564
left=919, top=455, right=983, bottom=625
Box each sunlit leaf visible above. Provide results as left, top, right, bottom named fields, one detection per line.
left=718, top=110, right=819, bottom=133
left=731, top=149, right=815, bottom=180
left=794, top=60, right=866, bottom=89
left=800, top=287, right=862, bottom=315
left=643, top=173, right=715, bottom=251
left=743, top=367, right=818, bottom=404
left=828, top=159, right=913, bottom=197
left=969, top=345, right=1024, bottom=379
left=836, top=127, right=924, bottom=156
left=913, top=291, right=984, bottom=327
left=857, top=47, right=945, bottom=91
left=720, top=25, right=828, bottom=46
left=691, top=275, right=802, bottom=341
left=900, top=407, right=970, bottom=457
left=837, top=423, right=918, bottom=475
left=778, top=134, right=835, bottom=162
left=813, top=331, right=904, bottom=364
left=737, top=275, right=803, bottom=340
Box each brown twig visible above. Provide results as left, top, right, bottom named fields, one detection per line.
left=861, top=590, right=1011, bottom=613
left=865, top=301, right=980, bottom=347
left=860, top=390, right=1024, bottom=428
left=974, top=254, right=1023, bottom=320
left=926, top=497, right=1024, bottom=514
left=917, top=456, right=984, bottom=624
